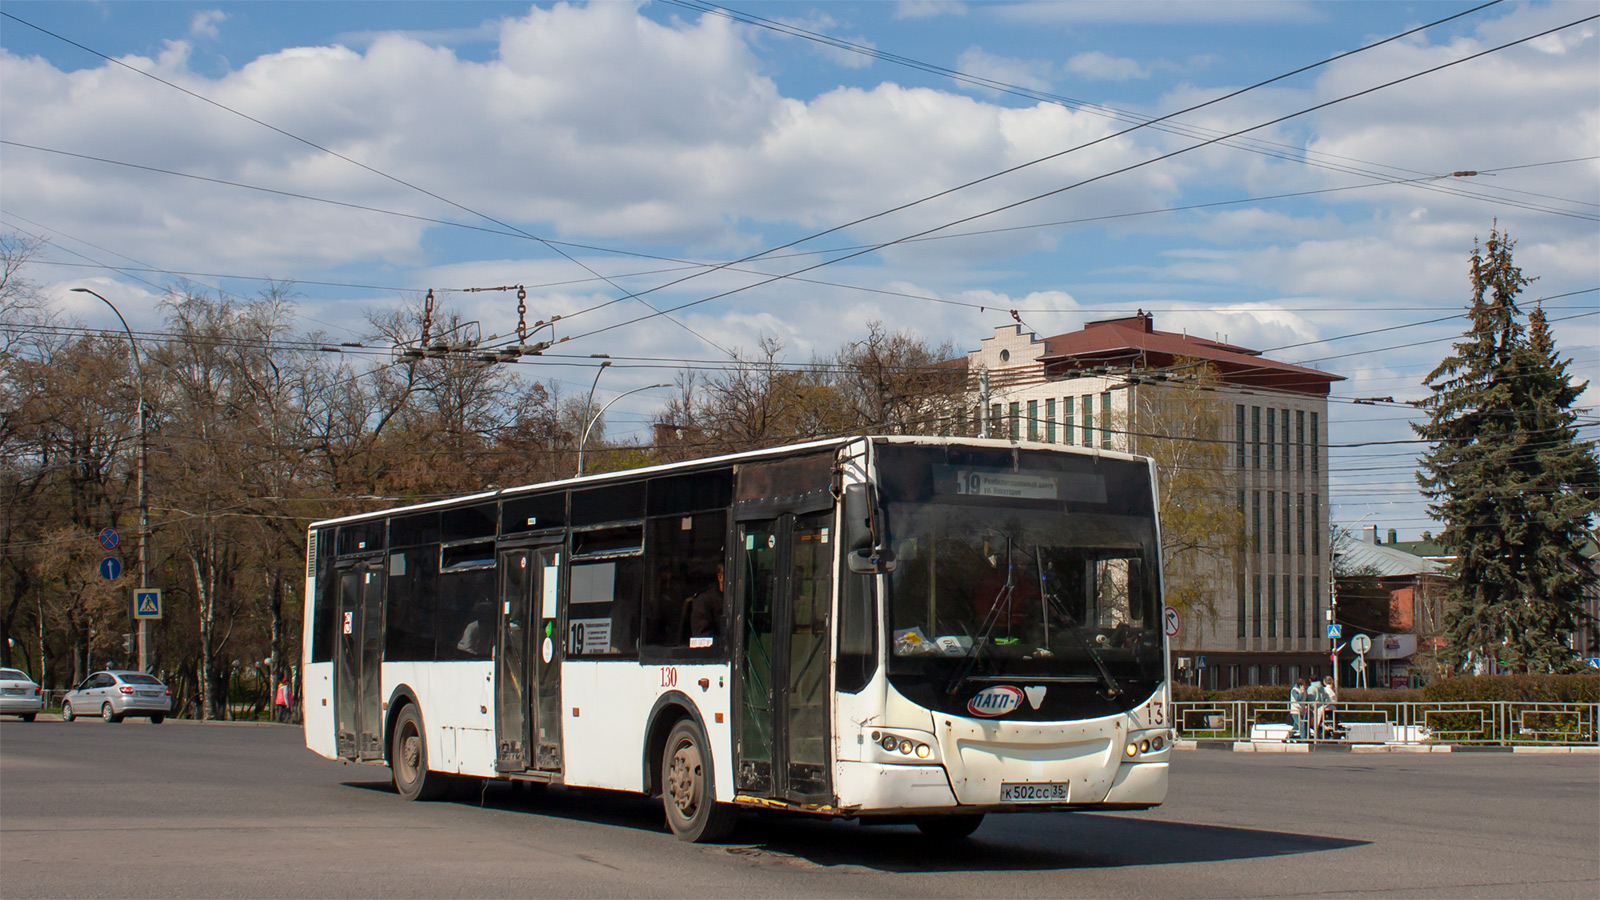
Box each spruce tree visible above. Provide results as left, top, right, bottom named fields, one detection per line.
left=1511, top=305, right=1600, bottom=665
left=1414, top=228, right=1599, bottom=673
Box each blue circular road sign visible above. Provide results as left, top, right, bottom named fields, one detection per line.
left=99, top=556, right=123, bottom=580
left=98, top=527, right=120, bottom=551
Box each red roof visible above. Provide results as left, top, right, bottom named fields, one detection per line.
left=1038, top=314, right=1343, bottom=396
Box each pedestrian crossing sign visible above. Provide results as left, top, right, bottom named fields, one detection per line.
left=134, top=589, right=162, bottom=620
left=1327, top=623, right=1341, bottom=639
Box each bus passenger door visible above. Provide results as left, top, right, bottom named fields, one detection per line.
left=495, top=549, right=532, bottom=772
left=335, top=562, right=384, bottom=761
left=495, top=544, right=563, bottom=774
left=531, top=547, right=562, bottom=771
left=735, top=510, right=833, bottom=805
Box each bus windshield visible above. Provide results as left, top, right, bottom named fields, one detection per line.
left=874, top=443, right=1164, bottom=719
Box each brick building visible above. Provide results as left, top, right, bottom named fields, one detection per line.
left=964, top=313, right=1344, bottom=688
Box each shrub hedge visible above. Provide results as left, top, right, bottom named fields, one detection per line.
left=1422, top=674, right=1598, bottom=704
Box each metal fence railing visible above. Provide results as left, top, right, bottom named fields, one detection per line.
left=1173, top=700, right=1599, bottom=746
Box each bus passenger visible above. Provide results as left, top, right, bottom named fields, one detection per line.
left=687, top=565, right=725, bottom=639
left=456, top=601, right=492, bottom=657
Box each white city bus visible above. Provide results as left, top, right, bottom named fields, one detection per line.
left=301, top=436, right=1172, bottom=841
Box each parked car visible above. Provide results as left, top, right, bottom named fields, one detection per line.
left=0, top=667, right=43, bottom=721
left=60, top=670, right=171, bottom=723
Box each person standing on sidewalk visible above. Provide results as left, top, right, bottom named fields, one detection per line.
left=1289, top=678, right=1310, bottom=741
left=273, top=677, right=293, bottom=724
left=1313, top=675, right=1337, bottom=739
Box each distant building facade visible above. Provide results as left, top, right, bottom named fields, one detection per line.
left=1334, top=526, right=1451, bottom=687
left=964, top=313, right=1343, bottom=688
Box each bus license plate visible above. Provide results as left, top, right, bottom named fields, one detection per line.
left=1001, top=782, right=1069, bottom=803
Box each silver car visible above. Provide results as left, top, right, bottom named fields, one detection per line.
left=61, top=670, right=172, bottom=723
left=0, top=667, right=43, bottom=721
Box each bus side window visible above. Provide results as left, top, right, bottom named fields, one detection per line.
left=836, top=569, right=877, bottom=693
left=310, top=530, right=336, bottom=663
left=642, top=512, right=726, bottom=654
left=568, top=558, right=642, bottom=658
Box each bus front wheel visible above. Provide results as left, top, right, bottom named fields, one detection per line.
left=662, top=719, right=736, bottom=842
left=390, top=704, right=448, bottom=801
left=915, top=814, right=984, bottom=839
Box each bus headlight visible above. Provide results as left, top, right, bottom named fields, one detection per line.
left=1125, top=742, right=1140, bottom=758
left=867, top=728, right=939, bottom=763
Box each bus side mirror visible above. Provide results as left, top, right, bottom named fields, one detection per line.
left=843, top=483, right=877, bottom=552
left=843, top=484, right=896, bottom=574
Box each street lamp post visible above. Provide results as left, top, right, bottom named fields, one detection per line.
left=577, top=383, right=670, bottom=476
left=71, top=288, right=151, bottom=673
left=576, top=358, right=612, bottom=475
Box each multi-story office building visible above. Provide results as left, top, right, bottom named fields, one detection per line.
left=965, top=313, right=1343, bottom=688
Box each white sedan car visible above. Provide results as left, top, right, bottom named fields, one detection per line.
left=0, top=667, right=44, bottom=721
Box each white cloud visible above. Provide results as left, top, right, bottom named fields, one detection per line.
left=993, top=0, right=1321, bottom=25
left=189, top=10, right=227, bottom=40
left=894, top=1, right=968, bottom=21
left=3, top=0, right=1594, bottom=440
left=1065, top=51, right=1149, bottom=82
left=956, top=47, right=1054, bottom=92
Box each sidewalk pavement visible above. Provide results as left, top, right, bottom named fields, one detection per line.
left=1176, top=738, right=1598, bottom=754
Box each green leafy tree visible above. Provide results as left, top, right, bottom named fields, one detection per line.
left=1414, top=228, right=1599, bottom=673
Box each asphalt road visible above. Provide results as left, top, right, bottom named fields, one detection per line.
left=1, top=718, right=1596, bottom=899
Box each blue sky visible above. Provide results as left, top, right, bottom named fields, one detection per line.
left=2, top=1, right=1596, bottom=535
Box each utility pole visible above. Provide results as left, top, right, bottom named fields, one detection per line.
left=978, top=370, right=990, bottom=438
left=71, top=288, right=150, bottom=674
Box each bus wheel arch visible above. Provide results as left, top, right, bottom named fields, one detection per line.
left=642, top=693, right=705, bottom=798
left=382, top=685, right=421, bottom=768
left=386, top=689, right=448, bottom=802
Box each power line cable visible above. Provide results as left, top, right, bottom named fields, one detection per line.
left=565, top=12, right=1600, bottom=346
left=667, top=0, right=1599, bottom=218
left=0, top=10, right=735, bottom=360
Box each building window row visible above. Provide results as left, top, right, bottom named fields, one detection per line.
left=1244, top=487, right=1323, bottom=560
left=1236, top=403, right=1320, bottom=474
left=991, top=391, right=1116, bottom=448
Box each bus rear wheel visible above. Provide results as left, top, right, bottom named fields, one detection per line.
left=915, top=814, right=984, bottom=839
left=390, top=704, right=448, bottom=801
left=662, top=719, right=736, bottom=842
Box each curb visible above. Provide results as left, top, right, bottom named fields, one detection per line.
left=28, top=713, right=294, bottom=727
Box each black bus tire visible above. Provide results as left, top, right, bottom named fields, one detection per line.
left=390, top=704, right=448, bottom=801
left=915, top=814, right=984, bottom=839
left=662, top=719, right=737, bottom=842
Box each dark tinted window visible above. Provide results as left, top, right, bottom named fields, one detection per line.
left=642, top=512, right=727, bottom=654
left=385, top=548, right=438, bottom=661
left=336, top=521, right=384, bottom=556
left=837, top=567, right=877, bottom=694
left=311, top=534, right=336, bottom=663
left=118, top=673, right=162, bottom=685
left=571, top=482, right=645, bottom=526
left=442, top=540, right=496, bottom=571
left=438, top=568, right=495, bottom=660
left=390, top=511, right=439, bottom=547
left=442, top=503, right=498, bottom=543
left=503, top=492, right=567, bottom=533
left=573, top=524, right=643, bottom=558
left=648, top=469, right=733, bottom=517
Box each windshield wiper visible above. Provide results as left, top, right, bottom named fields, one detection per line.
left=1039, top=560, right=1123, bottom=699
left=945, top=537, right=1018, bottom=695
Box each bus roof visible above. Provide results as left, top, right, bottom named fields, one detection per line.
left=308, top=435, right=1150, bottom=529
